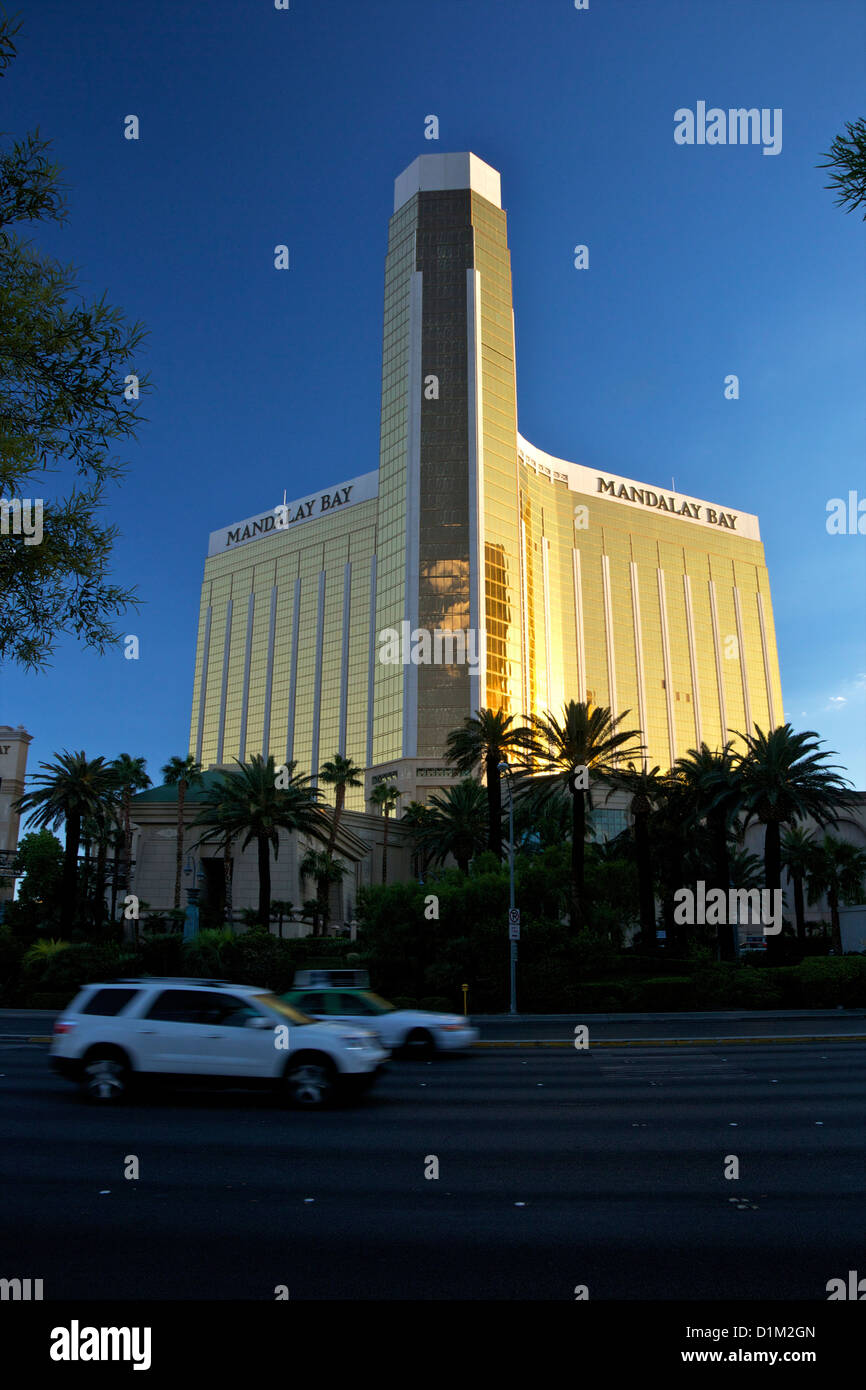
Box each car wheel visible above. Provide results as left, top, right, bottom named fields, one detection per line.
left=284, top=1055, right=336, bottom=1109
left=404, top=1028, right=436, bottom=1058
left=83, top=1052, right=129, bottom=1104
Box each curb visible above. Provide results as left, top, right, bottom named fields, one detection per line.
left=473, top=1034, right=866, bottom=1049
left=0, top=1035, right=51, bottom=1043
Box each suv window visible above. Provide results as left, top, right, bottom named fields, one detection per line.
left=80, top=988, right=140, bottom=1016
left=298, top=992, right=327, bottom=1014
left=144, top=990, right=255, bottom=1025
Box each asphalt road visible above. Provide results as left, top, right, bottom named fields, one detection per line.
left=0, top=1038, right=863, bottom=1300
left=3, top=1007, right=866, bottom=1043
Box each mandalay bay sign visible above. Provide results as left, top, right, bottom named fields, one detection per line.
left=596, top=476, right=742, bottom=531
left=207, top=471, right=378, bottom=556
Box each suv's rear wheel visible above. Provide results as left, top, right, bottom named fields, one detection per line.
left=284, top=1054, right=336, bottom=1109
left=82, top=1051, right=130, bottom=1104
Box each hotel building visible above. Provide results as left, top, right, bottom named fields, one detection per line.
left=189, top=152, right=783, bottom=814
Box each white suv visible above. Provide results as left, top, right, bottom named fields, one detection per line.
left=50, top=977, right=388, bottom=1109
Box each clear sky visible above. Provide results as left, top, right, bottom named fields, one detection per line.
left=3, top=0, right=864, bottom=794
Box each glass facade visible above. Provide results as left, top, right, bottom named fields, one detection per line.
left=189, top=152, right=784, bottom=808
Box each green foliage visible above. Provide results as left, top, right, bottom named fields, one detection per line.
left=23, top=936, right=71, bottom=965
left=0, top=15, right=149, bottom=669
left=818, top=118, right=866, bottom=219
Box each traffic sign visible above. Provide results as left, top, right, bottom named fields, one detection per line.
left=508, top=907, right=520, bottom=941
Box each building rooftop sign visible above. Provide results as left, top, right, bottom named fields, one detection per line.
left=207, top=470, right=378, bottom=557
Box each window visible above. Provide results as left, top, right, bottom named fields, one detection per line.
left=144, top=990, right=252, bottom=1026
left=81, top=988, right=140, bottom=1016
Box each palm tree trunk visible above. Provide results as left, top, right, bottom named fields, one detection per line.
left=382, top=813, right=390, bottom=885
left=61, top=811, right=81, bottom=934
left=257, top=833, right=271, bottom=927
left=95, top=836, right=108, bottom=931
left=710, top=811, right=735, bottom=962
left=829, top=887, right=842, bottom=954
left=792, top=872, right=806, bottom=942
left=764, top=818, right=783, bottom=960
left=174, top=779, right=186, bottom=910
left=486, top=753, right=502, bottom=860
left=570, top=789, right=586, bottom=932
left=223, top=839, right=233, bottom=923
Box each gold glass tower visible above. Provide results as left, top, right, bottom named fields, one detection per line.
left=189, top=152, right=783, bottom=808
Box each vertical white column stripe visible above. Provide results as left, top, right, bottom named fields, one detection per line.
left=403, top=270, right=423, bottom=757
left=682, top=573, right=702, bottom=748
left=520, top=516, right=531, bottom=717
left=572, top=548, right=586, bottom=705
left=310, top=570, right=326, bottom=785
left=195, top=605, right=212, bottom=766
left=708, top=579, right=728, bottom=742
left=366, top=556, right=377, bottom=770
left=601, top=553, right=618, bottom=722
left=542, top=535, right=554, bottom=714
left=238, top=591, right=255, bottom=762
left=756, top=590, right=776, bottom=729
left=217, top=599, right=233, bottom=766
left=339, top=562, right=352, bottom=756
left=733, top=587, right=752, bottom=735
left=286, top=577, right=301, bottom=763
left=629, top=562, right=648, bottom=768
left=656, top=568, right=676, bottom=770
left=261, top=585, right=278, bottom=756
left=467, top=268, right=486, bottom=715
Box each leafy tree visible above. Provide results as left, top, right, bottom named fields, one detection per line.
left=0, top=14, right=149, bottom=669
left=369, top=780, right=400, bottom=884
left=8, top=827, right=64, bottom=929
left=446, top=708, right=535, bottom=860
left=193, top=756, right=328, bottom=927
left=413, top=777, right=488, bottom=875
left=400, top=800, right=434, bottom=878
left=804, top=835, right=866, bottom=955
left=526, top=701, right=643, bottom=932
left=12, top=751, right=117, bottom=931
left=818, top=118, right=866, bottom=219
left=161, top=755, right=202, bottom=909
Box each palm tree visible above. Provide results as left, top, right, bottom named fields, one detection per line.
left=414, top=778, right=488, bottom=874
left=804, top=835, right=866, bottom=955
left=446, top=708, right=536, bottom=860
left=369, top=780, right=400, bottom=884
left=319, top=754, right=363, bottom=857
left=161, top=755, right=203, bottom=909
left=527, top=701, right=643, bottom=932
left=299, top=847, right=346, bottom=936
left=607, top=762, right=668, bottom=950
left=674, top=743, right=743, bottom=960
left=734, top=725, right=856, bottom=956
left=12, top=751, right=118, bottom=933
left=109, top=754, right=151, bottom=904
left=401, top=800, right=434, bottom=878
left=781, top=823, right=817, bottom=942
left=193, top=756, right=329, bottom=927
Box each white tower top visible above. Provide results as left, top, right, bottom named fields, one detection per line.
left=394, top=152, right=502, bottom=213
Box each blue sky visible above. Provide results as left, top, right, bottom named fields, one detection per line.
left=3, top=0, right=864, bottom=794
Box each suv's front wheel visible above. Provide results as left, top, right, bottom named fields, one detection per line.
left=283, top=1054, right=336, bottom=1109
left=82, top=1050, right=130, bottom=1104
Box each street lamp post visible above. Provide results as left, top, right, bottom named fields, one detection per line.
left=499, top=761, right=517, bottom=1015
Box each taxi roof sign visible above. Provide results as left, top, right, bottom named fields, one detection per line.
left=293, top=968, right=370, bottom=989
